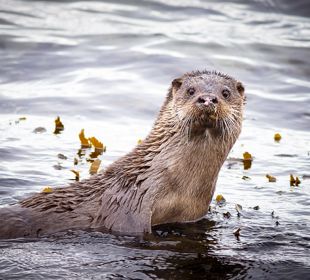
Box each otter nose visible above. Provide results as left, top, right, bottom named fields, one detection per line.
left=197, top=95, right=218, bottom=105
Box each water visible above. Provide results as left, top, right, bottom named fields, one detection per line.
left=0, top=0, right=309, bottom=279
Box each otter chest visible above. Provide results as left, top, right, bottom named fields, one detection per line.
left=151, top=138, right=226, bottom=225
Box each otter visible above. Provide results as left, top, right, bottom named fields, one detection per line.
left=0, top=70, right=245, bottom=239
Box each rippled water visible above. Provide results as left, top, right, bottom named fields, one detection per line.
left=0, top=0, right=310, bottom=279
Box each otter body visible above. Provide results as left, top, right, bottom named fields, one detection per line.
left=0, top=70, right=245, bottom=239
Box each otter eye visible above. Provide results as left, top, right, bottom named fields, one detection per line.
left=222, top=89, right=230, bottom=99
left=187, top=87, right=195, bottom=96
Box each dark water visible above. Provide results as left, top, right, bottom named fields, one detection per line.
left=0, top=0, right=310, bottom=279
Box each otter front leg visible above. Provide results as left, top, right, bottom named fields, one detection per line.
left=92, top=183, right=154, bottom=234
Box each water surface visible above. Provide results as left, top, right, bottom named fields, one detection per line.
left=0, top=0, right=309, bottom=279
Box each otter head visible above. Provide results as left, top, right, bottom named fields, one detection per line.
left=169, top=70, right=245, bottom=141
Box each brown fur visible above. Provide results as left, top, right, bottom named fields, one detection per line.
left=0, top=70, right=245, bottom=239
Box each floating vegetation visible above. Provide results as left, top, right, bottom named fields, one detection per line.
left=54, top=116, right=64, bottom=134
left=33, top=127, right=47, bottom=133
left=215, top=194, right=226, bottom=205
left=233, top=228, right=241, bottom=238
left=235, top=204, right=243, bottom=214
left=223, top=212, right=231, bottom=219
left=79, top=129, right=91, bottom=148
left=243, top=152, right=252, bottom=160
left=290, top=174, right=301, bottom=186
left=71, top=170, right=80, bottom=181
left=13, top=117, right=27, bottom=124
left=77, top=148, right=86, bottom=158
left=266, top=174, right=276, bottom=182
left=79, top=129, right=106, bottom=153
left=89, top=136, right=106, bottom=152
left=274, top=133, right=282, bottom=142
left=89, top=159, right=101, bottom=175
left=57, top=153, right=67, bottom=160
left=243, top=152, right=252, bottom=170
left=89, top=149, right=103, bottom=159
left=42, top=186, right=53, bottom=193
left=53, top=163, right=64, bottom=170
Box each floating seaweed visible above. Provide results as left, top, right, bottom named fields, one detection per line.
left=54, top=116, right=64, bottom=134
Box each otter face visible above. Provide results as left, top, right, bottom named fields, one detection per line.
left=171, top=71, right=245, bottom=137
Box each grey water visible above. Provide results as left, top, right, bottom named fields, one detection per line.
left=0, top=0, right=310, bottom=279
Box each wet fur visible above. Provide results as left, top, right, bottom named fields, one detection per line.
left=0, top=70, right=245, bottom=239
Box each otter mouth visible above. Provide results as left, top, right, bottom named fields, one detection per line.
left=196, top=105, right=219, bottom=127
left=177, top=103, right=221, bottom=135
left=187, top=111, right=219, bottom=132
left=201, top=115, right=218, bottom=129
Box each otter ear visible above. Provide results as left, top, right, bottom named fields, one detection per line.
left=171, top=78, right=183, bottom=93
left=236, top=81, right=246, bottom=104
left=236, top=81, right=245, bottom=96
